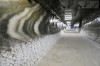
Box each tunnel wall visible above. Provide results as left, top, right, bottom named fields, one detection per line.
left=81, top=20, right=100, bottom=43
left=0, top=0, right=62, bottom=66
left=0, top=33, right=60, bottom=66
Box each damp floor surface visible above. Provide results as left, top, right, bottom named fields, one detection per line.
left=37, top=30, right=100, bottom=66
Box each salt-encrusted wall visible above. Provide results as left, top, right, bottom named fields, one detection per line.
left=0, top=33, right=60, bottom=66
left=0, top=0, right=65, bottom=41
left=0, top=0, right=63, bottom=66
left=81, top=19, right=100, bottom=43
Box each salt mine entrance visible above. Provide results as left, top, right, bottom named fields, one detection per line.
left=0, top=0, right=100, bottom=66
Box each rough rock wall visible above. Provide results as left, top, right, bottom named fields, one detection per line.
left=81, top=19, right=100, bottom=43
left=0, top=0, right=65, bottom=41
left=0, top=33, right=60, bottom=66
left=0, top=0, right=59, bottom=41
left=0, top=0, right=62, bottom=66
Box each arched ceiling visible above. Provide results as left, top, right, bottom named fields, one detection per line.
left=30, top=0, right=99, bottom=23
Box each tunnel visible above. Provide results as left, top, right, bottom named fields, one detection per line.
left=0, top=0, right=100, bottom=66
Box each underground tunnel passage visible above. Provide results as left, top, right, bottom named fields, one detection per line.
left=0, top=0, right=100, bottom=66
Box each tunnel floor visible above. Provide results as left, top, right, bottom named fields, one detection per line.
left=37, top=30, right=100, bottom=66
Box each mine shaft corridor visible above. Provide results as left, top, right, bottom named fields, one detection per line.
left=0, top=0, right=100, bottom=66
left=37, top=30, right=100, bottom=66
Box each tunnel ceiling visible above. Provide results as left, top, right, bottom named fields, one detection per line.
left=32, top=0, right=99, bottom=23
